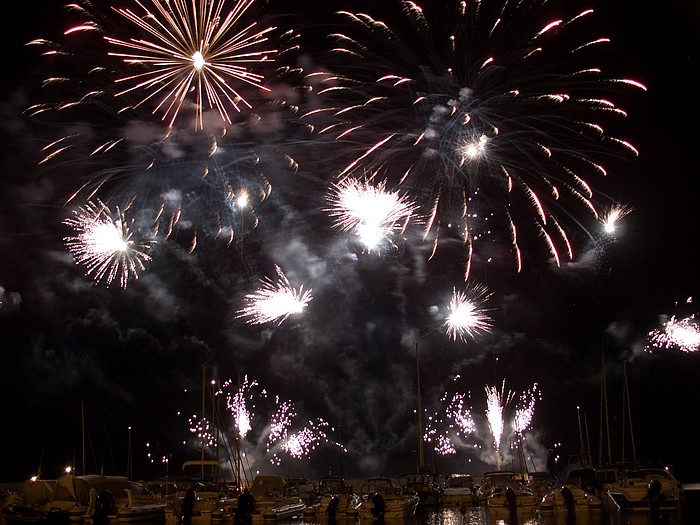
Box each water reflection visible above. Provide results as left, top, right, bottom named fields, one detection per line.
left=410, top=505, right=684, bottom=525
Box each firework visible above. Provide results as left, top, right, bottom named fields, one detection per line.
left=427, top=392, right=476, bottom=456
left=600, top=204, right=632, bottom=235
left=28, top=1, right=303, bottom=250
left=223, top=375, right=264, bottom=437
left=188, top=414, right=216, bottom=447
left=513, top=383, right=540, bottom=434
left=266, top=398, right=343, bottom=464
left=63, top=200, right=153, bottom=288
left=485, top=381, right=514, bottom=456
left=647, top=315, right=700, bottom=353
left=444, top=284, right=493, bottom=342
left=326, top=175, right=418, bottom=252
left=308, top=0, right=646, bottom=275
left=106, top=0, right=278, bottom=129
left=237, top=265, right=312, bottom=325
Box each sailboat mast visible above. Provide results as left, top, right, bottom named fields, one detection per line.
left=598, top=352, right=612, bottom=466
left=415, top=343, right=425, bottom=471
left=201, top=365, right=206, bottom=479
left=81, top=399, right=86, bottom=475
left=623, top=360, right=637, bottom=461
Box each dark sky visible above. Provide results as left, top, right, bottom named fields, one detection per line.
left=1, top=0, right=699, bottom=485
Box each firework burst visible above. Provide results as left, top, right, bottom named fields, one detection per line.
left=326, top=175, right=418, bottom=252
left=106, top=0, right=279, bottom=129
left=647, top=315, right=700, bottom=353
left=444, top=284, right=493, bottom=342
left=600, top=204, right=632, bottom=235
left=223, top=375, right=265, bottom=437
left=237, top=265, right=313, bottom=325
left=63, top=200, right=153, bottom=288
left=266, top=398, right=343, bottom=465
left=307, top=0, right=646, bottom=276
left=513, top=383, right=540, bottom=434
left=424, top=390, right=475, bottom=456
left=27, top=1, right=304, bottom=252
left=484, top=381, right=514, bottom=459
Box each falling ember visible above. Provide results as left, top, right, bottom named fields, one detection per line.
left=106, top=0, right=278, bottom=129
left=647, top=315, right=700, bottom=353
left=63, top=200, right=153, bottom=288
left=188, top=415, right=215, bottom=447
left=444, top=284, right=493, bottom=342
left=237, top=265, right=312, bottom=325
left=424, top=390, right=475, bottom=457
left=326, top=176, right=418, bottom=252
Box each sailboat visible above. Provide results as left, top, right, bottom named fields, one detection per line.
left=595, top=358, right=683, bottom=511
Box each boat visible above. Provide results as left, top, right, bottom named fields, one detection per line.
left=596, top=463, right=682, bottom=511
left=2, top=475, right=165, bottom=525
left=247, top=475, right=306, bottom=521
left=401, top=470, right=442, bottom=508
left=441, top=474, right=476, bottom=507
left=526, top=472, right=554, bottom=503
left=539, top=465, right=602, bottom=513
left=76, top=475, right=166, bottom=523
left=357, top=477, right=419, bottom=521
left=302, top=474, right=361, bottom=521
left=1, top=478, right=58, bottom=524
left=165, top=460, right=240, bottom=525
left=594, top=360, right=683, bottom=511
left=284, top=478, right=318, bottom=507
left=476, top=471, right=537, bottom=512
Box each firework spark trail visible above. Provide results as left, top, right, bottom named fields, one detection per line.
left=307, top=0, right=646, bottom=276
left=485, top=381, right=514, bottom=458
left=514, top=383, right=540, bottom=434
left=223, top=375, right=266, bottom=437
left=326, top=176, right=418, bottom=252
left=444, top=284, right=493, bottom=342
left=266, top=398, right=344, bottom=465
left=424, top=382, right=475, bottom=456
left=106, top=0, right=278, bottom=129
left=236, top=265, right=313, bottom=325
left=647, top=315, right=700, bottom=353
left=63, top=200, right=153, bottom=288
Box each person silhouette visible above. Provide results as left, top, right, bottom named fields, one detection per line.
left=93, top=490, right=114, bottom=525
left=179, top=488, right=196, bottom=525
left=235, top=487, right=255, bottom=525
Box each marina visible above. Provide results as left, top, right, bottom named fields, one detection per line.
left=2, top=472, right=697, bottom=525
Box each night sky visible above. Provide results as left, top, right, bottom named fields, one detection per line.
left=1, top=0, right=699, bottom=485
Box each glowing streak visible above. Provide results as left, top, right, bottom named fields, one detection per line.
left=63, top=200, right=153, bottom=288
left=237, top=265, right=312, bottom=325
